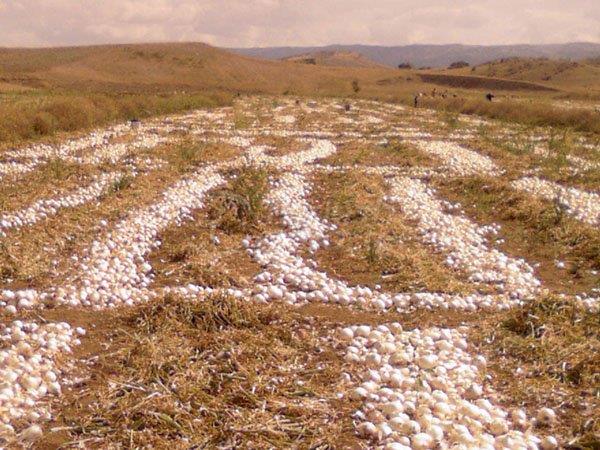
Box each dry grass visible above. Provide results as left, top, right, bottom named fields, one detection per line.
left=0, top=91, right=231, bottom=146
left=317, top=140, right=435, bottom=168
left=310, top=170, right=490, bottom=295
left=432, top=175, right=600, bottom=293
left=469, top=126, right=600, bottom=190
left=419, top=95, right=600, bottom=134
left=150, top=166, right=273, bottom=288
left=39, top=295, right=359, bottom=449
left=0, top=159, right=96, bottom=212
left=3, top=42, right=598, bottom=156
left=469, top=296, right=600, bottom=449
left=161, top=139, right=242, bottom=173
left=1, top=85, right=597, bottom=448
left=0, top=141, right=239, bottom=290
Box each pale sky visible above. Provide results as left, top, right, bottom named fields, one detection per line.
left=0, top=0, right=599, bottom=48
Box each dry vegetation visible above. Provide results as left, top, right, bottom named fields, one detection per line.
left=38, top=295, right=359, bottom=449
left=419, top=95, right=600, bottom=134
left=2, top=42, right=599, bottom=153
left=471, top=127, right=600, bottom=190
left=469, top=296, right=600, bottom=448
left=150, top=166, right=274, bottom=288
left=0, top=91, right=231, bottom=146
left=0, top=140, right=241, bottom=290
left=0, top=159, right=94, bottom=212
left=310, top=170, right=491, bottom=295
left=0, top=46, right=599, bottom=446
left=432, top=175, right=600, bottom=294
left=317, top=140, right=435, bottom=168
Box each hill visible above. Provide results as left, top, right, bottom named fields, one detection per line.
left=0, top=43, right=400, bottom=95
left=231, top=42, right=600, bottom=68
left=283, top=50, right=384, bottom=68
left=453, top=57, right=600, bottom=92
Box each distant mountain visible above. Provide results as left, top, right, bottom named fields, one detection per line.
left=230, top=43, right=600, bottom=68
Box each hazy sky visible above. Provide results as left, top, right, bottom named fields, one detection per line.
left=0, top=0, right=599, bottom=48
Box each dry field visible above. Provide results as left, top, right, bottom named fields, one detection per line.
left=0, top=94, right=597, bottom=450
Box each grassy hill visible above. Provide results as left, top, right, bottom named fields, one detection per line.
left=283, top=50, right=384, bottom=68
left=0, top=43, right=415, bottom=144
left=444, top=58, right=600, bottom=94
left=0, top=43, right=397, bottom=95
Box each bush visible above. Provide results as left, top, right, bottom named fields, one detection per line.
left=448, top=61, right=469, bottom=69
left=31, top=112, right=57, bottom=136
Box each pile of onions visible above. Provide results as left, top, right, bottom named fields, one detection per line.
left=385, top=177, right=540, bottom=300
left=512, top=177, right=600, bottom=226
left=336, top=324, right=558, bottom=449
left=0, top=320, right=83, bottom=441
left=0, top=172, right=122, bottom=237
left=414, top=140, right=501, bottom=176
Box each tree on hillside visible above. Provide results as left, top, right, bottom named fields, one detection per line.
left=448, top=61, right=469, bottom=69
left=397, top=62, right=412, bottom=69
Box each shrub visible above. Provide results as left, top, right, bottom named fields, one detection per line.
left=448, top=61, right=469, bottom=69
left=31, top=112, right=57, bottom=136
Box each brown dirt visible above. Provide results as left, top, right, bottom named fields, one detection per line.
left=418, top=73, right=558, bottom=92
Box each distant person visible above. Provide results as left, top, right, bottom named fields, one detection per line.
left=486, top=93, right=495, bottom=102
left=414, top=94, right=419, bottom=108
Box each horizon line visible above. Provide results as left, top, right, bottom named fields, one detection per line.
left=1, top=40, right=600, bottom=51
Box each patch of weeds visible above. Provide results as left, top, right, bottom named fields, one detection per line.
left=208, top=166, right=269, bottom=233
left=365, top=238, right=380, bottom=265
left=176, top=142, right=202, bottom=165
left=139, top=293, right=268, bottom=334
left=45, top=158, right=73, bottom=180
left=542, top=130, right=573, bottom=175
left=439, top=110, right=460, bottom=130
left=108, top=175, right=134, bottom=194
left=233, top=111, right=250, bottom=129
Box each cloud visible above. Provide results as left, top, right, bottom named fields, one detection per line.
left=0, top=0, right=597, bottom=47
